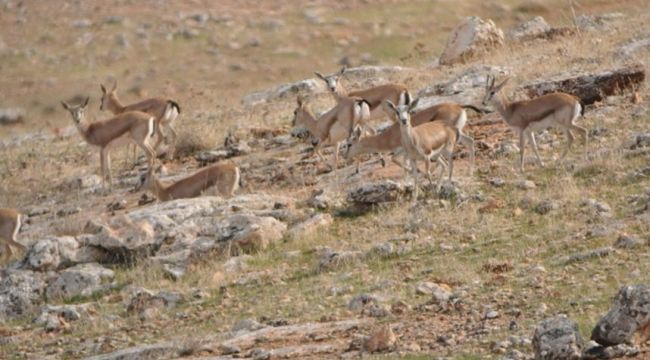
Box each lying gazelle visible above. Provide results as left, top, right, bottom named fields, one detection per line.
left=292, top=96, right=370, bottom=170
left=315, top=67, right=411, bottom=124
left=138, top=161, right=240, bottom=201
left=100, top=81, right=181, bottom=159
left=386, top=98, right=457, bottom=199
left=345, top=102, right=481, bottom=175
left=62, top=97, right=157, bottom=191
left=482, top=75, right=588, bottom=172
left=0, top=208, right=25, bottom=262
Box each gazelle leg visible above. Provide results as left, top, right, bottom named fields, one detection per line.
left=518, top=131, right=528, bottom=173
left=167, top=124, right=178, bottom=159
left=153, top=120, right=165, bottom=152
left=106, top=150, right=113, bottom=189
left=100, top=149, right=107, bottom=191
left=571, top=124, right=588, bottom=158
left=527, top=132, right=544, bottom=167
left=560, top=128, right=574, bottom=161
left=425, top=156, right=433, bottom=187
left=447, top=147, right=454, bottom=182
left=410, top=158, right=419, bottom=200
left=333, top=142, right=340, bottom=170
left=459, top=132, right=475, bottom=176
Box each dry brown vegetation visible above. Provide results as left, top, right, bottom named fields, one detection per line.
left=1, top=0, right=649, bottom=359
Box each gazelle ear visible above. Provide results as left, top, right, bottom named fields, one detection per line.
left=100, top=84, right=106, bottom=94
left=296, top=96, right=304, bottom=107
left=314, top=72, right=326, bottom=80
left=338, top=66, right=346, bottom=75
left=384, top=100, right=398, bottom=113
left=111, top=80, right=118, bottom=92
left=82, top=97, right=90, bottom=108
left=485, top=75, right=492, bottom=90
left=61, top=101, right=71, bottom=111
left=408, top=98, right=420, bottom=112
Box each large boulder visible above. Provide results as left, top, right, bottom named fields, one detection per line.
left=532, top=315, right=583, bottom=360
left=591, top=285, right=650, bottom=346
left=439, top=16, right=504, bottom=65
left=25, top=236, right=103, bottom=271
left=46, top=263, right=115, bottom=300
left=0, top=270, right=46, bottom=322
left=242, top=79, right=323, bottom=107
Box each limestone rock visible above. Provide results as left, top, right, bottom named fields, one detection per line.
left=287, top=213, right=333, bottom=239
left=46, top=263, right=114, bottom=300
left=347, top=180, right=412, bottom=206
left=532, top=315, right=583, bottom=360
left=25, top=236, right=102, bottom=271
left=439, top=16, right=504, bottom=65
left=591, top=285, right=650, bottom=346
left=0, top=270, right=46, bottom=321
left=508, top=16, right=551, bottom=41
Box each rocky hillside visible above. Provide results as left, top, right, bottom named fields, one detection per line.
left=1, top=0, right=649, bottom=359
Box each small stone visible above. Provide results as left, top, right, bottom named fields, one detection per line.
left=348, top=294, right=378, bottom=311
left=485, top=310, right=499, bottom=319
left=489, top=177, right=506, bottom=187
left=534, top=200, right=558, bottom=215
left=614, top=234, right=644, bottom=249
left=517, top=180, right=536, bottom=190
left=231, top=318, right=264, bottom=333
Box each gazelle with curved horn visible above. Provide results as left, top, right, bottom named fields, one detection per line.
left=138, top=161, right=240, bottom=201
left=100, top=81, right=181, bottom=158
left=62, top=97, right=157, bottom=191
left=292, top=95, right=370, bottom=170
left=482, top=75, right=588, bottom=172
left=315, top=67, right=411, bottom=124
left=0, top=208, right=25, bottom=262
left=345, top=102, right=481, bottom=175
left=385, top=98, right=458, bottom=199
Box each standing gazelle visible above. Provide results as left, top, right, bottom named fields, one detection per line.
left=0, top=208, right=25, bottom=262
left=315, top=67, right=411, bottom=123
left=62, top=98, right=157, bottom=191
left=482, top=75, right=588, bottom=172
left=386, top=98, right=458, bottom=199
left=138, top=161, right=240, bottom=201
left=100, top=81, right=181, bottom=158
left=292, top=96, right=370, bottom=170
left=345, top=102, right=480, bottom=175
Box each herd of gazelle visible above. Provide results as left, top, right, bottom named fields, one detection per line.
left=1, top=68, right=590, bottom=260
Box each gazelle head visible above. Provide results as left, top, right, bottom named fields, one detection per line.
left=292, top=96, right=307, bottom=127
left=314, top=67, right=346, bottom=94
left=61, top=97, right=90, bottom=125
left=137, top=166, right=160, bottom=192
left=385, top=98, right=419, bottom=127
left=482, top=75, right=509, bottom=107
left=343, top=126, right=363, bottom=159
left=99, top=81, right=118, bottom=111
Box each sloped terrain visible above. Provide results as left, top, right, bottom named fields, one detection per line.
left=1, top=0, right=649, bottom=359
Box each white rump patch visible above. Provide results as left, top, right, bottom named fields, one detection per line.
left=147, top=117, right=156, bottom=138
left=572, top=102, right=581, bottom=122
left=456, top=110, right=467, bottom=130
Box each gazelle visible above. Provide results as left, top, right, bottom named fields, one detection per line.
left=315, top=67, right=411, bottom=123
left=345, top=102, right=481, bottom=175
left=482, top=75, right=588, bottom=172
left=0, top=208, right=25, bottom=262
left=386, top=98, right=458, bottom=199
left=138, top=161, right=240, bottom=201
left=292, top=96, right=370, bottom=170
left=62, top=97, right=157, bottom=191
left=100, top=82, right=181, bottom=158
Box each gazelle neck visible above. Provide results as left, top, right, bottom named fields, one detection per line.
left=491, top=92, right=512, bottom=123
left=148, top=174, right=168, bottom=200
left=107, top=93, right=126, bottom=114
left=74, top=115, right=92, bottom=141
left=334, top=82, right=348, bottom=99
left=298, top=107, right=325, bottom=139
